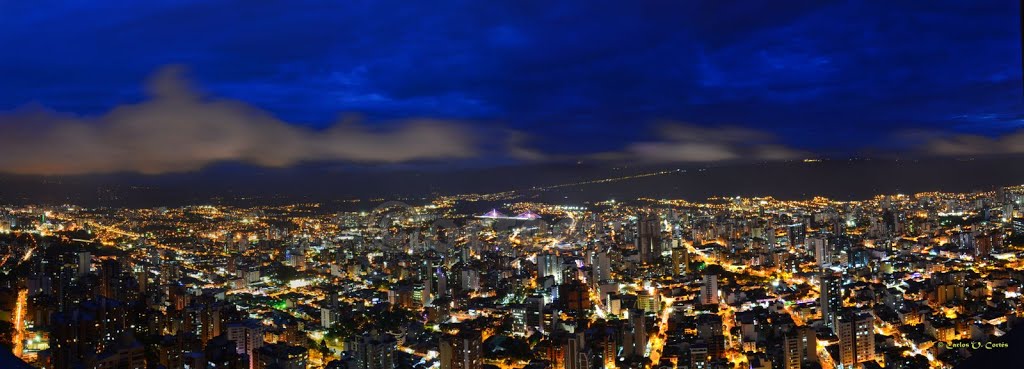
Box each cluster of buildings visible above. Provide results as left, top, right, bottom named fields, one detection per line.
left=0, top=185, right=1022, bottom=369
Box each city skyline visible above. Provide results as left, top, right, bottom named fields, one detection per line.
left=2, top=2, right=1024, bottom=369
left=2, top=184, right=1024, bottom=369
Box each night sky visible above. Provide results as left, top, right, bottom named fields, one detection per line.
left=0, top=1, right=1022, bottom=175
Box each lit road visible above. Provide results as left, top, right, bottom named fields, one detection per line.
left=12, top=289, right=27, bottom=358
left=2, top=232, right=37, bottom=272
left=646, top=296, right=674, bottom=368
left=816, top=342, right=835, bottom=369
left=17, top=247, right=34, bottom=266
left=877, top=319, right=942, bottom=368
left=74, top=217, right=227, bottom=257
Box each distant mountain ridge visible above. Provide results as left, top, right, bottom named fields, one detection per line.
left=1, top=155, right=1023, bottom=208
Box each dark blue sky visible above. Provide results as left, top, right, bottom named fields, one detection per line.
left=0, top=0, right=1022, bottom=174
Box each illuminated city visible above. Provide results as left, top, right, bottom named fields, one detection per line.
left=1, top=1, right=1023, bottom=369
left=0, top=182, right=1023, bottom=369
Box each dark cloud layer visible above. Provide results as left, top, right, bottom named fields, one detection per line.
left=0, top=67, right=478, bottom=175
left=0, top=0, right=1021, bottom=172
left=602, top=123, right=807, bottom=163
left=927, top=130, right=1024, bottom=156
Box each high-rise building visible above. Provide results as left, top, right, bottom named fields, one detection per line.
left=696, top=314, right=723, bottom=339
left=696, top=313, right=725, bottom=359
left=558, top=281, right=591, bottom=311
left=155, top=334, right=186, bottom=369
left=766, top=227, right=778, bottom=250
left=225, top=320, right=265, bottom=369
left=95, top=333, right=146, bottom=369
left=820, top=272, right=842, bottom=330
left=439, top=329, right=482, bottom=369
left=542, top=337, right=566, bottom=369
left=50, top=297, right=128, bottom=369
left=321, top=306, right=342, bottom=329
left=560, top=259, right=581, bottom=284
left=524, top=295, right=546, bottom=332
left=975, top=232, right=1000, bottom=258
left=345, top=331, right=397, bottom=369
left=787, top=223, right=806, bottom=250
left=624, top=309, right=647, bottom=358
left=538, top=252, right=563, bottom=284
left=689, top=343, right=709, bottom=369
left=809, top=237, right=829, bottom=266
left=637, top=213, right=662, bottom=265
left=184, top=297, right=225, bottom=345
left=321, top=291, right=342, bottom=329
left=287, top=249, right=307, bottom=270
left=637, top=291, right=660, bottom=314
left=204, top=334, right=248, bottom=369
left=511, top=305, right=529, bottom=335
left=590, top=251, right=611, bottom=283
left=881, top=210, right=898, bottom=237
left=671, top=245, right=690, bottom=277
left=545, top=330, right=590, bottom=369
left=422, top=254, right=448, bottom=304
left=836, top=310, right=875, bottom=368
left=783, top=326, right=818, bottom=369
left=98, top=259, right=121, bottom=299
left=707, top=334, right=726, bottom=360
left=563, top=330, right=590, bottom=369
left=700, top=274, right=718, bottom=305
left=77, top=251, right=91, bottom=276
left=460, top=269, right=480, bottom=291
left=254, top=342, right=308, bottom=369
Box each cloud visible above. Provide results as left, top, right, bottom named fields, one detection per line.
left=503, top=131, right=547, bottom=162
left=631, top=141, right=739, bottom=162
left=0, top=66, right=480, bottom=175
left=608, top=122, right=807, bottom=163
left=925, top=129, right=1024, bottom=156
left=2, top=1, right=1020, bottom=156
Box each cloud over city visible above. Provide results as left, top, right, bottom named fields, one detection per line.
left=925, top=130, right=1024, bottom=157
left=612, top=122, right=808, bottom=163
left=0, top=62, right=1020, bottom=176
left=0, top=67, right=480, bottom=175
